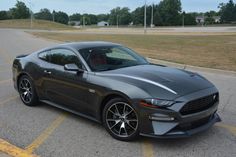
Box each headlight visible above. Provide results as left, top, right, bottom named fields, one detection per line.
left=140, top=98, right=175, bottom=108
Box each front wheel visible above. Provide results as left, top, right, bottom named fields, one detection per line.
left=18, top=75, right=38, bottom=106
left=103, top=98, right=139, bottom=141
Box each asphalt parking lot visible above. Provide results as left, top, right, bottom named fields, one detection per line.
left=0, top=29, right=236, bottom=157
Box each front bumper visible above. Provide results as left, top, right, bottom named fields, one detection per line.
left=140, top=113, right=221, bottom=138
left=138, top=87, right=221, bottom=138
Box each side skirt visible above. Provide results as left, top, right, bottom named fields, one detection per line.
left=40, top=100, right=101, bottom=124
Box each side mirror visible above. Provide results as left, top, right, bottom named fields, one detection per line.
left=64, top=64, right=84, bottom=73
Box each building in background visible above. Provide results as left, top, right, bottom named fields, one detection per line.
left=68, top=21, right=80, bottom=26
left=97, top=21, right=109, bottom=27
left=196, top=16, right=221, bottom=24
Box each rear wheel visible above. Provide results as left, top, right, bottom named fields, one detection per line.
left=103, top=98, right=139, bottom=141
left=18, top=75, right=38, bottom=106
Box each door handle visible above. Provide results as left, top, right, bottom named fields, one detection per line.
left=44, top=70, right=52, bottom=75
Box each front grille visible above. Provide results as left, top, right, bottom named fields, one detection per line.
left=180, top=93, right=219, bottom=115
left=175, top=115, right=212, bottom=131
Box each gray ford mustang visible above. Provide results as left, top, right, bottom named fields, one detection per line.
left=12, top=41, right=221, bottom=141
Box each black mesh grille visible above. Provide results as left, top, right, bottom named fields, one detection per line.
left=180, top=93, right=219, bottom=115
left=175, top=115, right=212, bottom=131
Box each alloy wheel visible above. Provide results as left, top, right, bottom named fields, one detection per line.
left=19, top=78, right=33, bottom=103
left=106, top=102, right=138, bottom=138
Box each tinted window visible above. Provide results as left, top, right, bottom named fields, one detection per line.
left=79, top=46, right=148, bottom=72
left=50, top=49, right=81, bottom=67
left=38, top=51, right=50, bottom=61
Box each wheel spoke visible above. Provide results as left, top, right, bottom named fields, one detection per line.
left=123, top=123, right=128, bottom=136
left=108, top=109, right=116, bottom=115
left=119, top=122, right=124, bottom=135
left=125, top=109, right=133, bottom=117
left=106, top=102, right=138, bottom=138
left=126, top=122, right=135, bottom=130
left=123, top=104, right=126, bottom=115
left=110, top=120, right=121, bottom=129
left=115, top=104, right=121, bottom=116
left=127, top=119, right=138, bottom=122
left=19, top=78, right=33, bottom=103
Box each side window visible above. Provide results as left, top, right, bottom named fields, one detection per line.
left=38, top=51, right=50, bottom=62
left=50, top=49, right=82, bottom=68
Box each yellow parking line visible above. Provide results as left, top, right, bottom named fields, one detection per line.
left=25, top=113, right=67, bottom=153
left=216, top=123, right=236, bottom=136
left=0, top=138, right=38, bottom=157
left=0, top=50, right=12, bottom=64
left=142, top=140, right=154, bottom=157
left=0, top=96, right=19, bottom=106
left=0, top=79, right=11, bottom=84
left=0, top=69, right=10, bottom=73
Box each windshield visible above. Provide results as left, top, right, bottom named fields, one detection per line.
left=79, top=46, right=149, bottom=72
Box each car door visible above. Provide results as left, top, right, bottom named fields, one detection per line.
left=41, top=48, right=92, bottom=115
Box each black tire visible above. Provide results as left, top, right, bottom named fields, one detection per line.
left=18, top=75, right=39, bottom=106
left=102, top=98, right=139, bottom=141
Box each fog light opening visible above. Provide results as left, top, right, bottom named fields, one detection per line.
left=149, top=115, right=175, bottom=121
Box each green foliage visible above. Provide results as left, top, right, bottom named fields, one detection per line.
left=74, top=14, right=98, bottom=25
left=132, top=0, right=182, bottom=26
left=0, top=11, right=10, bottom=20
left=54, top=11, right=69, bottom=25
left=158, top=0, right=182, bottom=26
left=132, top=7, right=144, bottom=25
left=9, top=1, right=30, bottom=19
left=97, top=14, right=109, bottom=22
left=4, top=0, right=236, bottom=26
left=34, top=9, right=52, bottom=21
left=69, top=13, right=81, bottom=21
left=184, top=13, right=197, bottom=25
left=219, top=0, right=236, bottom=23
left=205, top=17, right=215, bottom=24
left=109, top=7, right=132, bottom=25
left=88, top=14, right=98, bottom=24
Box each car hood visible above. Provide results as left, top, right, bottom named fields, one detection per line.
left=97, top=64, right=214, bottom=99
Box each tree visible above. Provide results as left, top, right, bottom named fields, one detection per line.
left=153, top=10, right=163, bottom=26
left=219, top=0, right=236, bottom=23
left=158, top=0, right=182, bottom=26
left=184, top=13, right=197, bottom=25
left=0, top=11, right=10, bottom=20
left=88, top=14, right=98, bottom=24
left=97, top=14, right=109, bottom=22
left=69, top=13, right=81, bottom=21
left=9, top=1, right=30, bottom=19
left=80, top=14, right=90, bottom=25
left=132, top=7, right=144, bottom=25
left=54, top=11, right=69, bottom=24
left=34, top=8, right=52, bottom=21
left=109, top=7, right=132, bottom=25
left=119, top=7, right=132, bottom=25
left=205, top=17, right=215, bottom=25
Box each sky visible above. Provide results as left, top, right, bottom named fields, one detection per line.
left=0, top=0, right=231, bottom=15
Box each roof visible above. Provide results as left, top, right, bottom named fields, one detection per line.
left=98, top=21, right=109, bottom=23
left=56, top=41, right=121, bottom=50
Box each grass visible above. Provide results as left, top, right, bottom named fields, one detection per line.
left=0, top=19, right=76, bottom=30
left=31, top=32, right=236, bottom=71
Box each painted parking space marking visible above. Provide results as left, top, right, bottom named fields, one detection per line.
left=25, top=113, right=67, bottom=153
left=0, top=138, right=38, bottom=157
left=0, top=79, right=11, bottom=85
left=0, top=96, right=19, bottom=107
left=142, top=140, right=154, bottom=157
left=216, top=123, right=236, bottom=136
left=0, top=69, right=10, bottom=73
